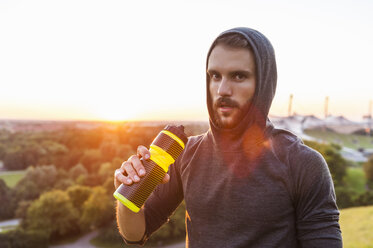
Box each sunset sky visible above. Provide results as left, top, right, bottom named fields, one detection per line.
left=0, top=0, right=372, bottom=122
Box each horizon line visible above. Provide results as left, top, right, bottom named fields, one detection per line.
left=0, top=113, right=369, bottom=123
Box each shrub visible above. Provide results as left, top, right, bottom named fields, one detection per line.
left=0, top=179, right=15, bottom=220
left=0, top=229, right=49, bottom=248
left=79, top=186, right=114, bottom=231
left=24, top=190, right=79, bottom=239
left=335, top=186, right=358, bottom=209
left=66, top=185, right=92, bottom=211
left=363, top=156, right=373, bottom=189
left=355, top=190, right=373, bottom=206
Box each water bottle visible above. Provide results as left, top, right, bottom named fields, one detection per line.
left=113, top=125, right=187, bottom=212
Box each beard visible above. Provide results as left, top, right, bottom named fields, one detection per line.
left=212, top=97, right=251, bottom=129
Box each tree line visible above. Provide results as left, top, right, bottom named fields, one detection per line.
left=0, top=122, right=373, bottom=247
left=0, top=123, right=195, bottom=247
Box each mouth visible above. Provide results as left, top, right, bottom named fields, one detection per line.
left=219, top=106, right=234, bottom=113
left=218, top=103, right=236, bottom=115
left=218, top=100, right=235, bottom=109
left=214, top=97, right=239, bottom=116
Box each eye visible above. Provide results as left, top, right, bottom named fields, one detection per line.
left=210, top=72, right=221, bottom=81
left=233, top=73, right=246, bottom=81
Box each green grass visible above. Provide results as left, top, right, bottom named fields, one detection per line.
left=0, top=225, right=17, bottom=233
left=49, top=232, right=84, bottom=246
left=340, top=205, right=373, bottom=247
left=304, top=129, right=373, bottom=149
left=90, top=238, right=124, bottom=248
left=0, top=170, right=26, bottom=188
left=344, top=167, right=367, bottom=194
left=90, top=238, right=185, bottom=248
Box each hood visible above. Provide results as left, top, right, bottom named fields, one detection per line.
left=206, top=27, right=277, bottom=146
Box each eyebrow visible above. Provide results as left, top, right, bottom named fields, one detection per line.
left=206, top=69, right=219, bottom=75
left=206, top=69, right=254, bottom=77
left=229, top=70, right=252, bottom=77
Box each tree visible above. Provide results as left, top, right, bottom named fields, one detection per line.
left=53, top=168, right=74, bottom=190
left=116, top=144, right=135, bottom=160
left=100, top=142, right=118, bottom=162
left=32, top=165, right=58, bottom=190
left=41, top=140, right=68, bottom=155
left=98, top=162, right=117, bottom=179
left=25, top=190, right=79, bottom=239
left=0, top=143, right=6, bottom=160
left=363, top=156, right=373, bottom=189
left=80, top=186, right=114, bottom=230
left=15, top=200, right=32, bottom=219
left=60, top=129, right=104, bottom=150
left=56, top=149, right=84, bottom=171
left=79, top=174, right=103, bottom=187
left=103, top=177, right=115, bottom=198
left=334, top=186, right=358, bottom=209
left=355, top=190, right=373, bottom=206
left=98, top=161, right=120, bottom=196
left=0, top=229, right=48, bottom=248
left=3, top=147, right=26, bottom=170
left=15, top=165, right=58, bottom=198
left=14, top=179, right=40, bottom=202
left=79, top=149, right=103, bottom=172
left=22, top=141, right=42, bottom=168
left=0, top=179, right=15, bottom=220
left=69, top=163, right=88, bottom=181
left=66, top=185, right=92, bottom=211
left=2, top=141, right=44, bottom=170
left=54, top=178, right=74, bottom=190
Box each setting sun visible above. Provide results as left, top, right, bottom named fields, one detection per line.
left=94, top=105, right=136, bottom=122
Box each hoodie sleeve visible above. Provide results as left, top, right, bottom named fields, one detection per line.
left=121, top=159, right=184, bottom=246
left=144, top=161, right=184, bottom=235
left=289, top=143, right=343, bottom=247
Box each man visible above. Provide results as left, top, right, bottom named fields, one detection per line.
left=115, top=27, right=343, bottom=247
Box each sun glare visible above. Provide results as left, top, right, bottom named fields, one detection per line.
left=94, top=105, right=139, bottom=122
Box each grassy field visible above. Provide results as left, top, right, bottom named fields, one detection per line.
left=0, top=170, right=26, bottom=188
left=0, top=225, right=17, bottom=233
left=90, top=239, right=123, bottom=248
left=340, top=205, right=373, bottom=247
left=90, top=238, right=185, bottom=248
left=91, top=207, right=373, bottom=248
left=304, top=129, right=373, bottom=149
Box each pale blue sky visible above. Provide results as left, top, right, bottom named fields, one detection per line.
left=0, top=0, right=372, bottom=121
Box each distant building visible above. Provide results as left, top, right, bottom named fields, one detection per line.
left=269, top=114, right=366, bottom=135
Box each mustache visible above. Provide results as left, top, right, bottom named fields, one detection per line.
left=214, top=97, right=239, bottom=108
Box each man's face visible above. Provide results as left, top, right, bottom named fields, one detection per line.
left=208, top=44, right=256, bottom=129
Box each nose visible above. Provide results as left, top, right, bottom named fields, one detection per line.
left=217, top=78, right=232, bottom=97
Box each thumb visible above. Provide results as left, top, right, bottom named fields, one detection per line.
left=161, top=173, right=170, bottom=184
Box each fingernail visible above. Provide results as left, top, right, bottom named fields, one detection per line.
left=145, top=154, right=150, bottom=159
left=127, top=179, right=132, bottom=184
left=139, top=169, right=145, bottom=176
left=134, top=175, right=140, bottom=181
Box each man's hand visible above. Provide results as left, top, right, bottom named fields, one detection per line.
left=114, top=145, right=170, bottom=189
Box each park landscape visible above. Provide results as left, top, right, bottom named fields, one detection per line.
left=0, top=116, right=373, bottom=248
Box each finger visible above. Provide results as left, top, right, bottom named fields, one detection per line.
left=137, top=145, right=150, bottom=160
left=120, top=161, right=128, bottom=172
left=124, top=160, right=140, bottom=183
left=114, top=168, right=132, bottom=187
left=161, top=173, right=170, bottom=184
left=129, top=155, right=146, bottom=177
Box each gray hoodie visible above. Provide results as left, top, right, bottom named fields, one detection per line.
left=138, top=27, right=343, bottom=248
